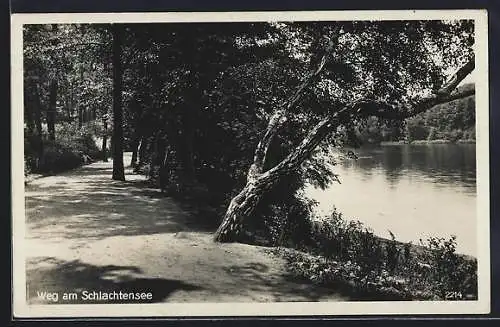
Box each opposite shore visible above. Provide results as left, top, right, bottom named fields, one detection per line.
left=380, top=139, right=475, bottom=146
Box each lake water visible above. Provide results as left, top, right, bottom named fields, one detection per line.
left=305, top=144, right=477, bottom=256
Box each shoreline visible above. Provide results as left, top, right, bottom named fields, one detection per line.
left=272, top=217, right=478, bottom=301
left=380, top=139, right=476, bottom=145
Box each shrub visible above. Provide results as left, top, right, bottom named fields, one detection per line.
left=418, top=236, right=477, bottom=299
left=259, top=196, right=315, bottom=248
left=24, top=135, right=37, bottom=177
left=277, top=208, right=478, bottom=301
left=37, top=141, right=82, bottom=173
left=25, top=122, right=101, bottom=174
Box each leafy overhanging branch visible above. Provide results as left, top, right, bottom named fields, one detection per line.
left=353, top=56, right=475, bottom=120
left=258, top=55, right=476, bottom=184
left=248, top=38, right=475, bottom=187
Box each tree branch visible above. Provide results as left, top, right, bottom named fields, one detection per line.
left=256, top=56, right=476, bottom=184
left=31, top=42, right=106, bottom=55
left=438, top=58, right=475, bottom=96
left=259, top=107, right=350, bottom=185
left=354, top=56, right=475, bottom=120
left=247, top=35, right=338, bottom=182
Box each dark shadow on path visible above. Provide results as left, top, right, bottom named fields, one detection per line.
left=221, top=262, right=353, bottom=302
left=27, top=257, right=203, bottom=304
left=220, top=261, right=402, bottom=301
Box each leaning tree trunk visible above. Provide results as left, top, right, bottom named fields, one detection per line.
left=213, top=115, right=336, bottom=242
left=214, top=36, right=339, bottom=242
left=214, top=172, right=281, bottom=242
left=111, top=24, right=125, bottom=181
left=214, top=185, right=263, bottom=243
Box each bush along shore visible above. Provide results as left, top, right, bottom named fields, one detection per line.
left=270, top=208, right=477, bottom=301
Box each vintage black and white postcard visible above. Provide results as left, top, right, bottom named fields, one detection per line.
left=11, top=10, right=490, bottom=317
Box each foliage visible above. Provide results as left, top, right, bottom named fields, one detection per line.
left=407, top=83, right=475, bottom=143
left=418, top=236, right=478, bottom=298
left=24, top=24, right=112, bottom=175
left=274, top=208, right=477, bottom=300
left=353, top=84, right=475, bottom=145
left=25, top=122, right=100, bottom=174
left=242, top=176, right=317, bottom=247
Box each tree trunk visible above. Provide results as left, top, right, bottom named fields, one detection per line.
left=78, top=104, right=83, bottom=128
left=137, top=136, right=147, bottom=167
left=130, top=146, right=138, bottom=167
left=130, top=132, right=140, bottom=167
left=159, top=145, right=171, bottom=192
left=149, top=133, right=161, bottom=180
left=213, top=185, right=261, bottom=242
left=181, top=110, right=196, bottom=184
left=213, top=163, right=289, bottom=242
left=47, top=78, right=57, bottom=141
left=34, top=83, right=44, bottom=167
left=66, top=82, right=72, bottom=121
left=102, top=115, right=108, bottom=162
left=70, top=84, right=76, bottom=121
left=25, top=91, right=35, bottom=135
left=111, top=24, right=125, bottom=181
left=47, top=24, right=58, bottom=141
left=78, top=67, right=84, bottom=128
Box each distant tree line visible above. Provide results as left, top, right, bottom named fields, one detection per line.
left=404, top=83, right=475, bottom=143
left=352, top=83, right=475, bottom=144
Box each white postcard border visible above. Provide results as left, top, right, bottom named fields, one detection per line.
left=11, top=10, right=491, bottom=317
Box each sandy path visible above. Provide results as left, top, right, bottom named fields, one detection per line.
left=25, top=154, right=349, bottom=304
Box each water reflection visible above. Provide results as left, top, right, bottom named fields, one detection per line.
left=340, top=144, right=476, bottom=192
left=307, top=144, right=477, bottom=256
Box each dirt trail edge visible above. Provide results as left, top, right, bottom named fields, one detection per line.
left=24, top=154, right=349, bottom=304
